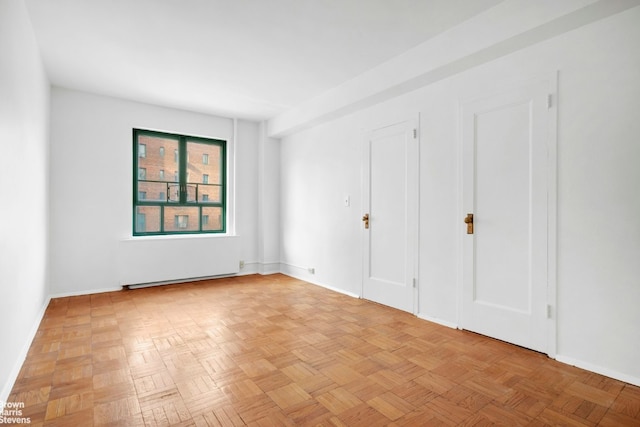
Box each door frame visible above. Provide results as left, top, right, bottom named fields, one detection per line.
left=456, top=73, right=558, bottom=357
left=361, top=116, right=420, bottom=315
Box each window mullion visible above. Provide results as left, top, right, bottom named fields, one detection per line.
left=179, top=137, right=187, bottom=203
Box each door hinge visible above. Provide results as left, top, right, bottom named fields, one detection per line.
left=412, top=128, right=417, bottom=139
left=412, top=278, right=417, bottom=288
left=547, top=304, right=552, bottom=318
left=547, top=94, right=553, bottom=109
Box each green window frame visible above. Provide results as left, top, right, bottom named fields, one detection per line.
left=133, top=128, right=226, bottom=235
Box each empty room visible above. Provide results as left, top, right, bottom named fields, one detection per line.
left=1, top=0, right=639, bottom=425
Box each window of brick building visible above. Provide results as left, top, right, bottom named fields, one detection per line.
left=137, top=212, right=146, bottom=232
left=133, top=129, right=226, bottom=235
left=175, top=215, right=188, bottom=229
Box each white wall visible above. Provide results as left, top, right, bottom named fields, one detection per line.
left=0, top=0, right=51, bottom=401
left=49, top=88, right=261, bottom=294
left=278, top=7, right=640, bottom=384
left=256, top=122, right=281, bottom=274
left=279, top=119, right=362, bottom=294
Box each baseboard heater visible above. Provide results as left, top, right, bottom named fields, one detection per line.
left=118, top=235, right=240, bottom=288
left=124, top=273, right=238, bottom=290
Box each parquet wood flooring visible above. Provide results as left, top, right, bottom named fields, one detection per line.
left=7, top=274, right=640, bottom=426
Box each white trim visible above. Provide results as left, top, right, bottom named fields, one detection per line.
left=235, top=261, right=281, bottom=276
left=258, top=262, right=281, bottom=275
left=0, top=296, right=51, bottom=404
left=556, top=355, right=640, bottom=388
left=227, top=118, right=237, bottom=235
left=455, top=95, right=465, bottom=329
left=417, top=313, right=459, bottom=330
left=237, top=261, right=259, bottom=276
left=50, top=287, right=123, bottom=298
left=121, top=233, right=237, bottom=241
left=414, top=113, right=421, bottom=316
left=280, top=263, right=360, bottom=299
left=545, top=71, right=559, bottom=359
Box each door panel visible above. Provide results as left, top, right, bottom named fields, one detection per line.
left=363, top=120, right=418, bottom=313
left=462, top=82, right=551, bottom=353
left=370, top=133, right=406, bottom=284
left=474, top=101, right=531, bottom=313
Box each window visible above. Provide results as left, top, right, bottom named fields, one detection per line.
left=133, top=129, right=226, bottom=235
left=175, top=215, right=188, bottom=229
left=137, top=212, right=146, bottom=232
left=139, top=144, right=146, bottom=158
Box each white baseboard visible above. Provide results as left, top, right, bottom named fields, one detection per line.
left=280, top=263, right=360, bottom=299
left=235, top=261, right=280, bottom=276
left=417, top=313, right=459, bottom=329
left=49, top=286, right=123, bottom=299
left=0, top=295, right=51, bottom=404
left=258, top=262, right=281, bottom=275
left=236, top=261, right=259, bottom=276
left=555, top=354, right=640, bottom=387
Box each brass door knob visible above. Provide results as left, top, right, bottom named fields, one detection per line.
left=362, top=213, right=369, bottom=229
left=464, top=213, right=474, bottom=234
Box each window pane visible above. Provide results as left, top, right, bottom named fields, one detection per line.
left=136, top=206, right=160, bottom=233
left=197, top=184, right=221, bottom=203
left=185, top=184, right=197, bottom=203
left=137, top=135, right=179, bottom=183
left=164, top=206, right=199, bottom=232
left=202, top=206, right=223, bottom=231
left=167, top=183, right=180, bottom=202
left=138, top=181, right=171, bottom=202
left=187, top=141, right=222, bottom=186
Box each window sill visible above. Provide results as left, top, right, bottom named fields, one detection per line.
left=122, top=233, right=237, bottom=242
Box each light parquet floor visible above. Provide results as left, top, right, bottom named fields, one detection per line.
left=8, top=274, right=640, bottom=426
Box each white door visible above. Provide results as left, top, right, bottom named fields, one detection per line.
left=362, top=119, right=418, bottom=313
left=461, top=81, right=554, bottom=353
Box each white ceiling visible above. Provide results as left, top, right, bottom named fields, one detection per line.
left=25, top=0, right=504, bottom=121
